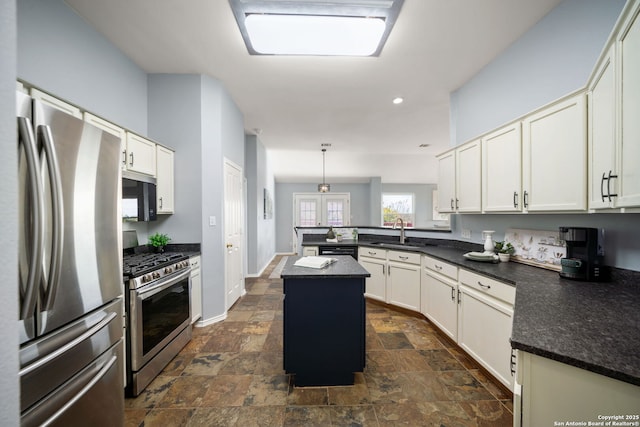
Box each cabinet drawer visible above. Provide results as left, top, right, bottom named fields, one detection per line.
left=387, top=250, right=421, bottom=265
left=190, top=255, right=201, bottom=270
left=422, top=255, right=458, bottom=280
left=359, top=247, right=386, bottom=260
left=459, top=269, right=515, bottom=305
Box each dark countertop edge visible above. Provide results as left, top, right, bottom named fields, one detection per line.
left=124, top=243, right=201, bottom=256
left=298, top=237, right=640, bottom=386
left=281, top=255, right=371, bottom=279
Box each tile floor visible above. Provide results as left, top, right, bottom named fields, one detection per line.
left=125, top=255, right=513, bottom=426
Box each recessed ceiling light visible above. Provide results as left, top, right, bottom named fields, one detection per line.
left=229, top=0, right=405, bottom=57
left=419, top=144, right=430, bottom=148
left=392, top=97, right=404, bottom=104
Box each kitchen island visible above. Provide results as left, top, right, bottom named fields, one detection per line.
left=281, top=255, right=370, bottom=386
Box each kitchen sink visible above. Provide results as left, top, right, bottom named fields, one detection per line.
left=368, top=242, right=425, bottom=251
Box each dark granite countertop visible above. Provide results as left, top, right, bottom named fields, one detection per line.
left=304, top=237, right=640, bottom=386
left=281, top=255, right=371, bottom=279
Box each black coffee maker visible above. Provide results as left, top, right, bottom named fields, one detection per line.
left=558, top=227, right=610, bottom=281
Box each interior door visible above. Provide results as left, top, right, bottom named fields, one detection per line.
left=224, top=159, right=244, bottom=309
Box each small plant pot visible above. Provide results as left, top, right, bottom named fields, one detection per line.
left=154, top=245, right=165, bottom=253
left=498, top=253, right=511, bottom=262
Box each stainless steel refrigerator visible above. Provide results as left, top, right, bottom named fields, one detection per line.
left=17, top=89, right=124, bottom=426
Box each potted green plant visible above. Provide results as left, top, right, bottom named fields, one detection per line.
left=494, top=241, right=515, bottom=262
left=149, top=233, right=171, bottom=253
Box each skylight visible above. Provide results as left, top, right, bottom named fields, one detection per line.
left=229, top=0, right=404, bottom=57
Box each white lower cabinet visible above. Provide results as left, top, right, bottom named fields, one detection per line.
left=421, top=256, right=458, bottom=341
left=302, top=246, right=318, bottom=256
left=515, top=351, right=640, bottom=427
left=387, top=251, right=421, bottom=312
left=190, top=256, right=202, bottom=323
left=358, top=247, right=387, bottom=302
left=457, top=269, right=515, bottom=390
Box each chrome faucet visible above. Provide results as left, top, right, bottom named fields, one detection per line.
left=393, top=217, right=405, bottom=244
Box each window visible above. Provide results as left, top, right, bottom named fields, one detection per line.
left=382, top=193, right=414, bottom=227
left=294, top=193, right=350, bottom=227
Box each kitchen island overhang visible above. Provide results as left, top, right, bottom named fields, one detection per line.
left=281, top=255, right=371, bottom=387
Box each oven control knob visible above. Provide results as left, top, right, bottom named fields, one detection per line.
left=153, top=272, right=161, bottom=279
left=165, top=267, right=173, bottom=274
left=142, top=274, right=152, bottom=283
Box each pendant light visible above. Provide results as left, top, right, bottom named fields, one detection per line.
left=318, top=148, right=330, bottom=193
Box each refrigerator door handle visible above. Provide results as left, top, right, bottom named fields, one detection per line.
left=30, top=354, right=118, bottom=427
left=38, top=125, right=64, bottom=311
left=18, top=117, right=44, bottom=320
left=20, top=311, right=117, bottom=377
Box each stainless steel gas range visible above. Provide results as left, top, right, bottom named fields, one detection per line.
left=123, top=251, right=192, bottom=396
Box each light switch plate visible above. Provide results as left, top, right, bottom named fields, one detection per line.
left=461, top=229, right=471, bottom=239
left=209, top=216, right=216, bottom=226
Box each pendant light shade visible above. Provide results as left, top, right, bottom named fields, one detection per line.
left=318, top=149, right=330, bottom=193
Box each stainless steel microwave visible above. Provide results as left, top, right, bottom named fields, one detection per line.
left=122, top=171, right=157, bottom=222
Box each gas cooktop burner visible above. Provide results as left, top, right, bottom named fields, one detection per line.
left=123, top=252, right=188, bottom=278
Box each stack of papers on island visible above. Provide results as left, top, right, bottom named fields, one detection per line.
left=294, top=256, right=338, bottom=269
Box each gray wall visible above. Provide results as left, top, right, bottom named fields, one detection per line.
left=451, top=0, right=625, bottom=145
left=449, top=0, right=640, bottom=271
left=1, top=1, right=19, bottom=424
left=245, top=135, right=276, bottom=275
left=17, top=0, right=148, bottom=133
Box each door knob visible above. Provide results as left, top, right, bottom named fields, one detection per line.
left=226, top=244, right=233, bottom=248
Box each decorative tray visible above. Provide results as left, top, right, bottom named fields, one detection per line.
left=463, top=252, right=499, bottom=263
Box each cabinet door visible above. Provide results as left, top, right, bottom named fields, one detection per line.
left=359, top=257, right=386, bottom=302
left=437, top=150, right=456, bottom=213
left=84, top=113, right=127, bottom=171
left=387, top=262, right=420, bottom=312
left=482, top=122, right=522, bottom=212
left=190, top=257, right=202, bottom=323
left=618, top=5, right=640, bottom=207
left=522, top=94, right=587, bottom=211
left=126, top=133, right=156, bottom=176
left=458, top=285, right=514, bottom=389
left=156, top=145, right=175, bottom=214
left=31, top=88, right=82, bottom=118
left=588, top=45, right=617, bottom=210
left=456, top=140, right=482, bottom=212
left=302, top=246, right=318, bottom=256
left=422, top=270, right=457, bottom=341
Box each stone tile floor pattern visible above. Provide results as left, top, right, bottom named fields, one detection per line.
left=125, top=255, right=513, bottom=426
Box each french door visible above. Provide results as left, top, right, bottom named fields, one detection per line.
left=293, top=193, right=350, bottom=227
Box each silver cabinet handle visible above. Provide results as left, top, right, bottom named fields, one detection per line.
left=450, top=198, right=454, bottom=210
left=129, top=152, right=134, bottom=167
left=159, top=196, right=163, bottom=209
left=122, top=150, right=127, bottom=166
left=513, top=191, right=518, bottom=208
left=607, top=170, right=618, bottom=202
left=523, top=191, right=529, bottom=208
left=600, top=172, right=607, bottom=202
left=399, top=255, right=408, bottom=260
left=435, top=264, right=443, bottom=271
left=451, top=287, right=455, bottom=301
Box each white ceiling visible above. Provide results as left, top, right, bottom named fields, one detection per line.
left=65, top=0, right=563, bottom=184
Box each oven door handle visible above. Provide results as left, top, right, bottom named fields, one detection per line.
left=137, top=269, right=191, bottom=299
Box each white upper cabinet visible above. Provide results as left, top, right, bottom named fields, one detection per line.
left=456, top=139, right=482, bottom=212
left=84, top=113, right=127, bottom=170
left=617, top=3, right=640, bottom=207
left=437, top=140, right=481, bottom=214
left=31, top=89, right=82, bottom=119
left=156, top=145, right=175, bottom=214
left=125, top=133, right=156, bottom=177
left=436, top=149, right=456, bottom=213
left=482, top=122, right=522, bottom=212
left=588, top=45, right=617, bottom=210
left=522, top=93, right=587, bottom=212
